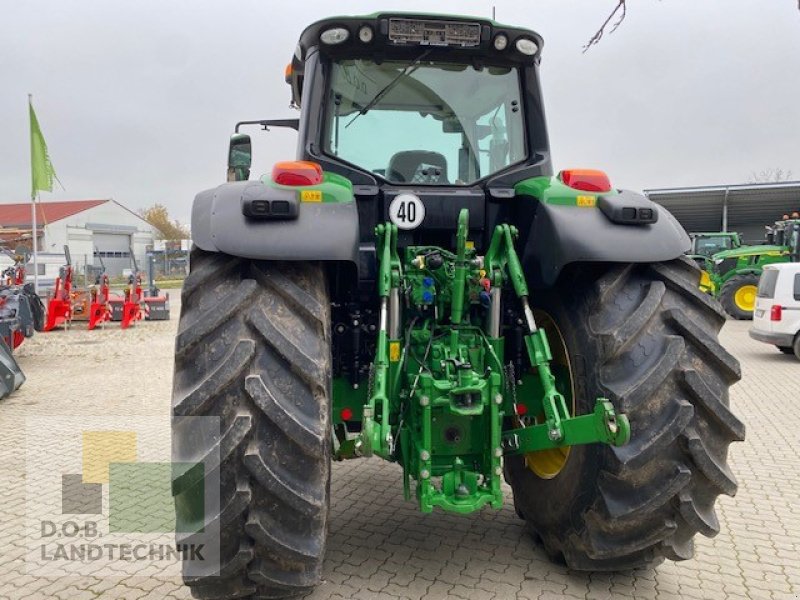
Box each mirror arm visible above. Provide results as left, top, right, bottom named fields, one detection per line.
left=235, top=119, right=300, bottom=133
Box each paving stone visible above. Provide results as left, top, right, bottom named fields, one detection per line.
left=5, top=305, right=799, bottom=599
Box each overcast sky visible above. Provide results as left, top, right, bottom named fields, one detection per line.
left=1, top=0, right=798, bottom=224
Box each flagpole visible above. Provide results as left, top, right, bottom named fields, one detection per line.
left=29, top=94, right=40, bottom=294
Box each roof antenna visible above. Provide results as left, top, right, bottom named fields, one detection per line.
left=492, top=5, right=496, bottom=19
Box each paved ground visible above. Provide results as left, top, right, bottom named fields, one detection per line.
left=1, top=292, right=798, bottom=600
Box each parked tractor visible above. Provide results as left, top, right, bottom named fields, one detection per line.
left=172, top=14, right=744, bottom=599
left=708, top=219, right=800, bottom=319
left=688, top=231, right=742, bottom=262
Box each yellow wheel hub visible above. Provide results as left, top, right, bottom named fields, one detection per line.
left=524, top=310, right=575, bottom=480
left=734, top=284, right=757, bottom=312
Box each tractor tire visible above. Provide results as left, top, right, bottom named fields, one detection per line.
left=172, top=249, right=331, bottom=599
left=506, top=256, right=744, bottom=571
left=719, top=273, right=760, bottom=320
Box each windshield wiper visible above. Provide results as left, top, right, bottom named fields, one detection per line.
left=345, top=49, right=432, bottom=129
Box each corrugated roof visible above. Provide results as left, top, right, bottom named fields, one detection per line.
left=0, top=199, right=108, bottom=227
left=644, top=182, right=800, bottom=237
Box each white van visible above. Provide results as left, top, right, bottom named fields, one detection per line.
left=749, top=263, right=800, bottom=359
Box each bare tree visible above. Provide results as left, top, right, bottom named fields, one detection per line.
left=586, top=2, right=799, bottom=52
left=749, top=168, right=794, bottom=183
left=584, top=0, right=627, bottom=52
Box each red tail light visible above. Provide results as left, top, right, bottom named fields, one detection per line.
left=771, top=304, right=782, bottom=321
left=560, top=169, right=612, bottom=193
left=272, top=161, right=323, bottom=186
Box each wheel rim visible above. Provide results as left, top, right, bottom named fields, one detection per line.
left=523, top=310, right=575, bottom=480
left=733, top=284, right=757, bottom=312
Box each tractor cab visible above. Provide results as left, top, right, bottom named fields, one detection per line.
left=767, top=218, right=800, bottom=258
left=228, top=14, right=552, bottom=259
left=689, top=231, right=742, bottom=258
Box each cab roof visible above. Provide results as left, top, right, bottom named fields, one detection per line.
left=294, top=12, right=543, bottom=61
left=287, top=13, right=544, bottom=108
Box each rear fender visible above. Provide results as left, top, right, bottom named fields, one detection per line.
left=514, top=177, right=690, bottom=287
left=191, top=181, right=359, bottom=263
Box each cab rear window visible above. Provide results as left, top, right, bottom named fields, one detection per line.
left=757, top=269, right=779, bottom=299
left=794, top=273, right=800, bottom=301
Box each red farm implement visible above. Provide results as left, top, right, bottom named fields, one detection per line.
left=120, top=271, right=143, bottom=329
left=43, top=247, right=74, bottom=332
left=70, top=249, right=112, bottom=330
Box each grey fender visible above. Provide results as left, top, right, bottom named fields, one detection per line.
left=521, top=189, right=690, bottom=287
left=191, top=181, right=359, bottom=263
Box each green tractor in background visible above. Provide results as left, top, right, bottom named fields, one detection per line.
left=707, top=219, right=800, bottom=319
left=688, top=231, right=742, bottom=262
left=172, top=13, right=744, bottom=599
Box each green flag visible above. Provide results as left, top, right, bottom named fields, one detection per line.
left=29, top=99, right=59, bottom=195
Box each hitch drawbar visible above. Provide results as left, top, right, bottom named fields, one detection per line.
left=357, top=208, right=630, bottom=514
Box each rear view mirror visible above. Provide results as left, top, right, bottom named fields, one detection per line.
left=227, top=133, right=252, bottom=182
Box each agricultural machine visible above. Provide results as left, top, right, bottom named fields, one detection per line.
left=705, top=219, right=800, bottom=319
left=171, top=14, right=743, bottom=599
left=70, top=249, right=112, bottom=330
left=119, top=267, right=143, bottom=329
left=688, top=231, right=742, bottom=263
left=0, top=248, right=44, bottom=349
left=43, top=246, right=74, bottom=331
left=141, top=252, right=170, bottom=321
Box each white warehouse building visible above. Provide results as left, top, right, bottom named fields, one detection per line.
left=0, top=199, right=159, bottom=277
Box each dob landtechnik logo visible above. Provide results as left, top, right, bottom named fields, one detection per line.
left=25, top=416, right=219, bottom=578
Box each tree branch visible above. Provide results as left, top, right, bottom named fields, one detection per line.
left=583, top=0, right=627, bottom=52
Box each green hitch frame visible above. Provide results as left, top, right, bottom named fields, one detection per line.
left=360, top=222, right=401, bottom=459
left=358, top=209, right=630, bottom=514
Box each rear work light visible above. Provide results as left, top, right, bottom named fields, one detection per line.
left=320, top=27, right=350, bottom=45
left=272, top=161, right=323, bottom=186
left=771, top=304, right=782, bottom=321
left=560, top=169, right=612, bottom=193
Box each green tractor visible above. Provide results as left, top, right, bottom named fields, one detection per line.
left=172, top=13, right=744, bottom=599
left=709, top=219, right=800, bottom=319
left=688, top=231, right=742, bottom=261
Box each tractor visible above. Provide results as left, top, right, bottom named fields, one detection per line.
left=688, top=231, right=742, bottom=262
left=172, top=13, right=744, bottom=599
left=707, top=219, right=800, bottom=319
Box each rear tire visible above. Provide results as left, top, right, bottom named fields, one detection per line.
left=506, top=257, right=744, bottom=570
left=719, top=273, right=760, bottom=320
left=172, top=249, right=331, bottom=599
left=777, top=346, right=794, bottom=355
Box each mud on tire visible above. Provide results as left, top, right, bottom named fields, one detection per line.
left=172, top=249, right=331, bottom=599
left=506, top=256, right=744, bottom=570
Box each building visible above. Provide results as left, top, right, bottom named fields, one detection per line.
left=0, top=199, right=159, bottom=277
left=644, top=181, right=800, bottom=243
